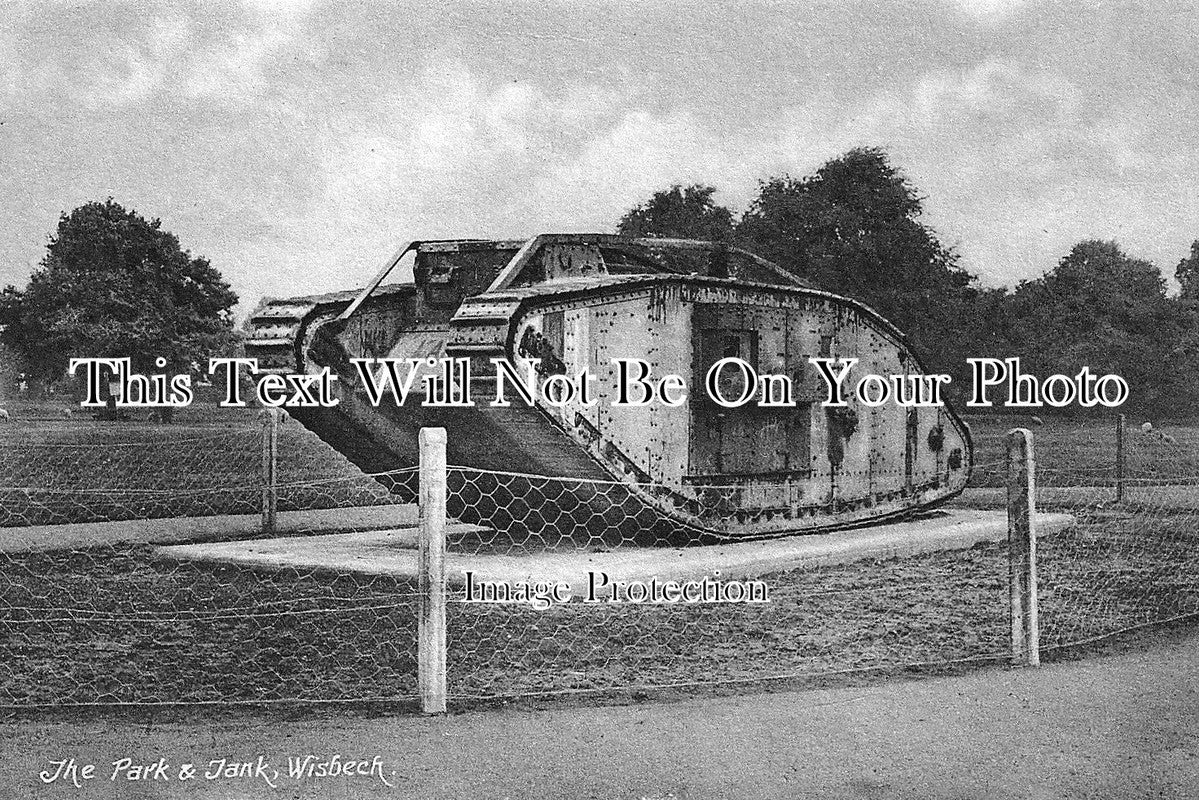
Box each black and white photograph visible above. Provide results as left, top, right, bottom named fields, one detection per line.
left=1, top=1, right=1197, bottom=797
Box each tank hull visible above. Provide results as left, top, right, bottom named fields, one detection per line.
left=246, top=237, right=973, bottom=542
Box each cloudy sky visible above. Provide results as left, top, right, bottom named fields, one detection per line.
left=2, top=0, right=1197, bottom=316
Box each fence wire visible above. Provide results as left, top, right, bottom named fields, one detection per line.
left=448, top=552, right=1009, bottom=700
left=0, top=411, right=1197, bottom=709
left=964, top=416, right=1199, bottom=652
left=0, top=416, right=402, bottom=529
left=0, top=413, right=419, bottom=708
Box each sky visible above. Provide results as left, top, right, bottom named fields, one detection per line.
left=2, top=0, right=1197, bottom=317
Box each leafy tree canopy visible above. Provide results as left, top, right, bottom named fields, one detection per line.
left=734, top=147, right=981, bottom=382
left=1175, top=239, right=1199, bottom=301
left=1009, top=240, right=1167, bottom=343
left=615, top=151, right=1199, bottom=413
left=736, top=147, right=973, bottom=309
left=617, top=184, right=734, bottom=242
left=1, top=199, right=238, bottom=380
left=1007, top=240, right=1181, bottom=410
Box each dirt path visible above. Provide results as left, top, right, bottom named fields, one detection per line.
left=2, top=628, right=1197, bottom=799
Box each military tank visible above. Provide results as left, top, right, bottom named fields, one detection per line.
left=245, top=234, right=972, bottom=544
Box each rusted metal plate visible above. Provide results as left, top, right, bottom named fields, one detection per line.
left=245, top=235, right=973, bottom=541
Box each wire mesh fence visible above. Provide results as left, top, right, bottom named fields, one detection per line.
left=447, top=552, right=1010, bottom=701
left=0, top=410, right=421, bottom=709
left=1, top=550, right=421, bottom=706
left=0, top=409, right=1197, bottom=711
left=0, top=412, right=399, bottom=529
left=963, top=414, right=1199, bottom=654
left=440, top=464, right=1012, bottom=702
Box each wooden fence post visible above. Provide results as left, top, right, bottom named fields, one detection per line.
left=260, top=407, right=279, bottom=534
left=418, top=427, right=448, bottom=713
left=1007, top=427, right=1039, bottom=667
left=1115, top=413, right=1125, bottom=503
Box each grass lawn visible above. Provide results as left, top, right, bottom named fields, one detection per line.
left=2, top=504, right=1197, bottom=706
left=1, top=406, right=1198, bottom=708
left=4, top=406, right=1198, bottom=526
left=0, top=410, right=394, bottom=527
left=964, top=413, right=1199, bottom=487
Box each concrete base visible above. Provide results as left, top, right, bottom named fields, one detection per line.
left=156, top=509, right=1075, bottom=586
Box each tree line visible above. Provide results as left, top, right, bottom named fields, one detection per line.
left=618, top=148, right=1199, bottom=415
left=3, top=152, right=1196, bottom=416
left=0, top=199, right=239, bottom=399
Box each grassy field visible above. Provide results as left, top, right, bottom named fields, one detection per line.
left=2, top=507, right=1197, bottom=706
left=1, top=406, right=1198, bottom=708
left=0, top=410, right=395, bottom=527
left=4, top=406, right=1198, bottom=527
left=964, top=412, right=1199, bottom=487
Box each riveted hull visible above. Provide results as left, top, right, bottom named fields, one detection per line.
left=245, top=236, right=972, bottom=543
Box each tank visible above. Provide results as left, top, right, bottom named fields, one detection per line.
left=244, top=234, right=972, bottom=544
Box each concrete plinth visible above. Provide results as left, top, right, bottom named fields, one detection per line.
left=155, top=509, right=1075, bottom=586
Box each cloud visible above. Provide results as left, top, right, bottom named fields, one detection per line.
left=37, top=3, right=317, bottom=109
left=182, top=0, right=314, bottom=103
left=229, top=51, right=1197, bottom=305
left=531, top=109, right=732, bottom=230
left=952, top=0, right=1029, bottom=15
left=787, top=59, right=1182, bottom=285
left=231, top=59, right=632, bottom=300
left=4, top=0, right=1199, bottom=317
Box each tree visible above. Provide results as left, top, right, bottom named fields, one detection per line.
left=617, top=184, right=734, bottom=241
left=1008, top=240, right=1184, bottom=411
left=1175, top=240, right=1199, bottom=300
left=735, top=147, right=983, bottom=383
left=1, top=199, right=238, bottom=386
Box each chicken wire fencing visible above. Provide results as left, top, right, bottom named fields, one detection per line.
left=0, top=410, right=422, bottom=709
left=441, top=463, right=1012, bottom=704
left=963, top=415, right=1199, bottom=653
left=0, top=410, right=403, bottom=528
left=0, top=411, right=1196, bottom=711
